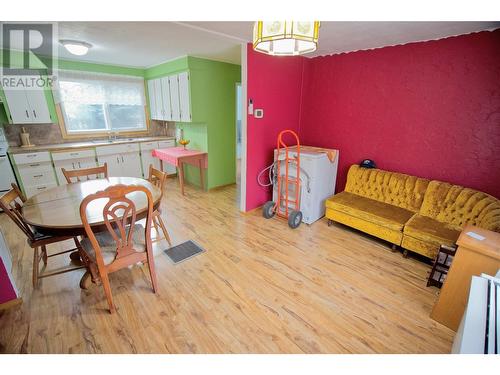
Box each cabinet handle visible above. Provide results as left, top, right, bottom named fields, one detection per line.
left=121, top=156, right=124, bottom=163
left=26, top=110, right=30, bottom=118
left=117, top=157, right=120, bottom=164
left=29, top=163, right=40, bottom=167
left=72, top=162, right=75, bottom=169
left=33, top=174, right=43, bottom=178
left=70, top=153, right=79, bottom=156
left=33, top=110, right=37, bottom=118
left=37, top=186, right=46, bottom=190
left=27, top=154, right=36, bottom=158
left=78, top=162, right=81, bottom=168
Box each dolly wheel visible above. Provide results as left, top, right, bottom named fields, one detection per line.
left=288, top=210, right=303, bottom=229
left=263, top=201, right=276, bottom=219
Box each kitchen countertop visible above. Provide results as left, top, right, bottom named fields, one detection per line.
left=8, top=136, right=176, bottom=154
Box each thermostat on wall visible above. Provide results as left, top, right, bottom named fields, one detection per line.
left=254, top=109, right=264, bottom=118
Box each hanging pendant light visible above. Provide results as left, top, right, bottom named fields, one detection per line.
left=253, top=21, right=320, bottom=56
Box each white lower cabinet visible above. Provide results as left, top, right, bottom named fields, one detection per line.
left=157, top=140, right=177, bottom=175
left=52, top=149, right=97, bottom=184
left=96, top=143, right=143, bottom=178
left=140, top=141, right=161, bottom=176
left=12, top=151, right=58, bottom=198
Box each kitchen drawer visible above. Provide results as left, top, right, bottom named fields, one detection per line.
left=96, top=143, right=140, bottom=156
left=158, top=140, right=175, bottom=149
left=140, top=141, right=159, bottom=151
left=18, top=162, right=57, bottom=186
left=51, top=148, right=95, bottom=161
left=24, top=182, right=58, bottom=198
left=13, top=151, right=51, bottom=165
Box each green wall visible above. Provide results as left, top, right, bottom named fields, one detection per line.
left=145, top=56, right=241, bottom=189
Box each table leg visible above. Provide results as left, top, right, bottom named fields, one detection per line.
left=178, top=161, right=185, bottom=196
left=199, top=158, right=205, bottom=191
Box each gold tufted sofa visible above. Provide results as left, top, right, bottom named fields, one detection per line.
left=325, top=165, right=500, bottom=259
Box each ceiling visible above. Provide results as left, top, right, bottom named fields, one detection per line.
left=54, top=21, right=500, bottom=68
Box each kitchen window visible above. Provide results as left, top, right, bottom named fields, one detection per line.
left=56, top=70, right=147, bottom=134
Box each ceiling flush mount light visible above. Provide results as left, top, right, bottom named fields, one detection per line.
left=253, top=21, right=320, bottom=56
left=59, top=40, right=92, bottom=56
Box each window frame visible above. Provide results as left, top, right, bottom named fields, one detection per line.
left=55, top=70, right=150, bottom=140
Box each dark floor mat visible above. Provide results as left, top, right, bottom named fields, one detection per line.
left=165, top=240, right=205, bottom=264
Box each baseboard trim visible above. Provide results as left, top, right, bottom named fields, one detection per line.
left=0, top=297, right=23, bottom=311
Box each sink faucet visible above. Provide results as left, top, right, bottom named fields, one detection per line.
left=108, top=132, right=118, bottom=142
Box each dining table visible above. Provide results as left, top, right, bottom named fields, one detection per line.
left=22, top=177, right=162, bottom=288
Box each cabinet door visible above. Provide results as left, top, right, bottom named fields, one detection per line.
left=178, top=72, right=191, bottom=122
left=147, top=80, right=158, bottom=120
left=160, top=77, right=172, bottom=121
left=141, top=147, right=161, bottom=177
left=25, top=89, right=51, bottom=123
left=153, top=79, right=164, bottom=120
left=120, top=152, right=143, bottom=178
left=98, top=154, right=122, bottom=177
left=158, top=140, right=177, bottom=175
left=169, top=75, right=181, bottom=122
left=3, top=89, right=31, bottom=123
left=54, top=159, right=79, bottom=185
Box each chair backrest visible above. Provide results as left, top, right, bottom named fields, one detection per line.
left=79, top=184, right=154, bottom=268
left=0, top=183, right=35, bottom=241
left=62, top=163, right=108, bottom=184
left=148, top=164, right=167, bottom=197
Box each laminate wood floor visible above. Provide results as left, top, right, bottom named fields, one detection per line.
left=0, top=179, right=454, bottom=353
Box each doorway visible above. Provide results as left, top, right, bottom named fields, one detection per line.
left=235, top=83, right=242, bottom=206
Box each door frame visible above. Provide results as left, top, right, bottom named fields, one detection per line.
left=239, top=43, right=248, bottom=212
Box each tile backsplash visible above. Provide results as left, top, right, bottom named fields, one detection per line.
left=2, top=120, right=176, bottom=147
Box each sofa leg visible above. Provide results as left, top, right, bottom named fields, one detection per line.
left=402, top=249, right=409, bottom=258
left=327, top=219, right=333, bottom=227
left=391, top=244, right=398, bottom=252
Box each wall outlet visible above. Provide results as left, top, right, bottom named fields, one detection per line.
left=254, top=109, right=264, bottom=118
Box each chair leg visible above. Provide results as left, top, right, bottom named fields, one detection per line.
left=146, top=254, right=158, bottom=293
left=156, top=214, right=172, bottom=247
left=32, top=247, right=40, bottom=288
left=41, top=245, right=48, bottom=265
left=100, top=272, right=115, bottom=314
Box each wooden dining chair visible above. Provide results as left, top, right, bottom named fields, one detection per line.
left=0, top=183, right=87, bottom=288
left=147, top=164, right=172, bottom=247
left=79, top=184, right=158, bottom=313
left=62, top=163, right=108, bottom=184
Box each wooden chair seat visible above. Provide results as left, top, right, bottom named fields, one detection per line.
left=80, top=223, right=146, bottom=265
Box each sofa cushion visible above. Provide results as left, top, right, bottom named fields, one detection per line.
left=403, top=214, right=461, bottom=247
left=420, top=181, right=500, bottom=232
left=326, top=191, right=415, bottom=231
left=344, top=165, right=429, bottom=212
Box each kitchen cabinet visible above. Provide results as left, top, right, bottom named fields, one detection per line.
left=12, top=151, right=57, bottom=198
left=157, top=140, right=177, bottom=175
left=3, top=87, right=51, bottom=124
left=147, top=72, right=191, bottom=123
left=96, top=143, right=143, bottom=178
left=52, top=149, right=97, bottom=184
left=178, top=72, right=191, bottom=122
left=140, top=139, right=176, bottom=176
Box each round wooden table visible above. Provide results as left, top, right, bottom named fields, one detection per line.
left=23, top=177, right=162, bottom=237
left=22, top=177, right=162, bottom=288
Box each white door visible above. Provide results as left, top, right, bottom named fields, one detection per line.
left=178, top=72, right=191, bottom=122
left=160, top=77, right=172, bottom=121
left=98, top=154, right=122, bottom=177
left=3, top=89, right=31, bottom=123
left=147, top=80, right=157, bottom=120
left=153, top=79, right=164, bottom=120
left=25, top=88, right=51, bottom=123
left=169, top=75, right=181, bottom=122
left=120, top=152, right=143, bottom=178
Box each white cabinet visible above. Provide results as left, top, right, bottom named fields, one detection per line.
left=96, top=143, right=143, bottom=178
left=52, top=149, right=97, bottom=185
left=3, top=87, right=51, bottom=124
left=178, top=72, right=191, bottom=122
left=147, top=72, right=191, bottom=123
left=140, top=141, right=161, bottom=175
left=12, top=151, right=57, bottom=198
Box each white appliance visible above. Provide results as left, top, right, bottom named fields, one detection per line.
left=0, top=127, right=17, bottom=195
left=272, top=147, right=339, bottom=224
left=452, top=271, right=499, bottom=354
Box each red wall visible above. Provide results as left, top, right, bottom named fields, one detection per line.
left=246, top=44, right=305, bottom=210
left=300, top=30, right=500, bottom=198
left=0, top=257, right=17, bottom=305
